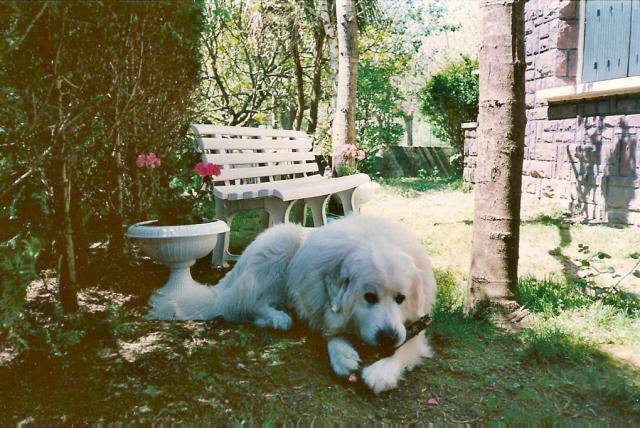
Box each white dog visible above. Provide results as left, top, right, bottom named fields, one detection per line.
left=185, top=215, right=436, bottom=393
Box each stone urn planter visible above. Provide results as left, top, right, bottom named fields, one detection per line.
left=126, top=219, right=229, bottom=320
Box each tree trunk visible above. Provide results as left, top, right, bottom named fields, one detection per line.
left=403, top=112, right=414, bottom=146
left=332, top=0, right=358, bottom=175
left=51, top=137, right=79, bottom=312
left=319, top=0, right=338, bottom=128
left=465, top=0, right=526, bottom=317
left=70, top=183, right=89, bottom=285
left=307, top=18, right=326, bottom=135
left=108, top=130, right=126, bottom=257
left=291, top=19, right=305, bottom=131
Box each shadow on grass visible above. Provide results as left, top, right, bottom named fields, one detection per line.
left=376, top=176, right=464, bottom=197
left=521, top=213, right=640, bottom=317
left=2, top=261, right=640, bottom=423
left=523, top=213, right=578, bottom=281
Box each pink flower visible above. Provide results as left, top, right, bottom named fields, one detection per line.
left=194, top=161, right=222, bottom=177
left=136, top=153, right=161, bottom=168
left=337, top=144, right=363, bottom=160
left=146, top=152, right=161, bottom=168
left=426, top=396, right=439, bottom=406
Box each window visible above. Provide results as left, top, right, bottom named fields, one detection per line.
left=582, top=0, right=640, bottom=83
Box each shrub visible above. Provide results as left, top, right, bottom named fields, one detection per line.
left=419, top=56, right=479, bottom=156
left=0, top=237, right=40, bottom=347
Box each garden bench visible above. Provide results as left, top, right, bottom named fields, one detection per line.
left=191, top=124, right=371, bottom=266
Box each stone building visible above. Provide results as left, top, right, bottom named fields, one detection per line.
left=463, top=0, right=640, bottom=226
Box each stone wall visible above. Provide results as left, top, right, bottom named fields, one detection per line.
left=463, top=0, right=640, bottom=226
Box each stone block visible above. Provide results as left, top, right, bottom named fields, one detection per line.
left=541, top=179, right=570, bottom=199
left=537, top=49, right=567, bottom=77
left=625, top=114, right=640, bottom=128
left=557, top=161, right=577, bottom=180
left=540, top=131, right=554, bottom=143
left=604, top=115, right=624, bottom=128
left=618, top=137, right=637, bottom=176
left=566, top=49, right=577, bottom=77
left=524, top=159, right=555, bottom=178
left=569, top=183, right=599, bottom=204
left=558, top=0, right=578, bottom=20
left=555, top=20, right=578, bottom=49
left=534, top=143, right=559, bottom=160
left=528, top=106, right=549, bottom=121
left=526, top=35, right=538, bottom=56
left=539, top=35, right=551, bottom=52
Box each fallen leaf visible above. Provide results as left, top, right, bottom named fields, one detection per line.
left=427, top=396, right=438, bottom=406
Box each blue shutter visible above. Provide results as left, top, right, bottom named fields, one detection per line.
left=628, top=0, right=640, bottom=76
left=582, top=0, right=632, bottom=82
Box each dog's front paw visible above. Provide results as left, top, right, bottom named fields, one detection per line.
left=361, top=358, right=402, bottom=394
left=328, top=338, right=360, bottom=377
left=253, top=308, right=292, bottom=331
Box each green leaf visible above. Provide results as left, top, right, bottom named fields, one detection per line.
left=597, top=252, right=611, bottom=259
left=630, top=252, right=640, bottom=259
left=633, top=270, right=640, bottom=278
left=581, top=260, right=590, bottom=267
left=606, top=266, right=615, bottom=273
left=145, top=385, right=159, bottom=397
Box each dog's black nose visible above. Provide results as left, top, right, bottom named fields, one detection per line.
left=376, top=328, right=398, bottom=349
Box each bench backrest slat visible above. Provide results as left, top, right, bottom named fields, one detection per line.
left=192, top=124, right=308, bottom=139
left=204, top=151, right=316, bottom=166
left=211, top=163, right=319, bottom=183
left=199, top=137, right=311, bottom=151
left=191, top=124, right=319, bottom=187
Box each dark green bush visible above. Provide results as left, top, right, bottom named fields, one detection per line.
left=419, top=56, right=478, bottom=157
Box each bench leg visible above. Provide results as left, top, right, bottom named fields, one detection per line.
left=265, top=198, right=296, bottom=225
left=213, top=212, right=235, bottom=268
left=259, top=210, right=270, bottom=232
left=212, top=200, right=236, bottom=268
left=305, top=195, right=331, bottom=227
left=291, top=200, right=306, bottom=226
left=336, top=188, right=357, bottom=215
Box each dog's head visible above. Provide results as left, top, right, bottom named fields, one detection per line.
left=322, top=242, right=426, bottom=350
left=288, top=217, right=434, bottom=350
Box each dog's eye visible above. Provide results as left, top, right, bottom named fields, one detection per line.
left=395, top=293, right=406, bottom=304
left=364, top=292, right=379, bottom=304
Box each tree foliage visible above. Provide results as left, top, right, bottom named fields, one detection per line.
left=0, top=1, right=203, bottom=310
left=419, top=55, right=479, bottom=154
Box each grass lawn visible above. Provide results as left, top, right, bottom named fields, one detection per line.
left=2, top=177, right=640, bottom=423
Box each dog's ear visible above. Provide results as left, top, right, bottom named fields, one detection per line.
left=324, top=246, right=367, bottom=315
left=325, top=265, right=352, bottom=314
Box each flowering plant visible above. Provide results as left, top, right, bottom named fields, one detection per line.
left=335, top=143, right=366, bottom=176
left=339, top=144, right=366, bottom=162
left=194, top=161, right=221, bottom=178
left=135, top=152, right=163, bottom=216
left=136, top=152, right=162, bottom=168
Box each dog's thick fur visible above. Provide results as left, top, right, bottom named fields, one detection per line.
left=199, top=214, right=437, bottom=393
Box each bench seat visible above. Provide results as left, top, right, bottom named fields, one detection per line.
left=272, top=173, right=370, bottom=201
